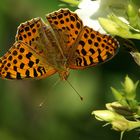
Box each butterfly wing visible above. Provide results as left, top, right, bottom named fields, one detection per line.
left=46, top=9, right=119, bottom=69
left=0, top=17, right=58, bottom=80
left=69, top=26, right=120, bottom=69
left=15, top=17, right=50, bottom=58
left=0, top=41, right=56, bottom=79
left=46, top=9, right=83, bottom=56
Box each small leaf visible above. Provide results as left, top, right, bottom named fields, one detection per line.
left=98, top=17, right=140, bottom=39
left=108, top=14, right=129, bottom=30
left=59, top=0, right=80, bottom=6
left=126, top=3, right=140, bottom=29
left=110, top=87, right=124, bottom=101
left=92, top=110, right=125, bottom=122
left=123, top=75, right=139, bottom=100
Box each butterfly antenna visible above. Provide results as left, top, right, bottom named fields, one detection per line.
left=66, top=79, right=83, bottom=101
left=38, top=78, right=60, bottom=108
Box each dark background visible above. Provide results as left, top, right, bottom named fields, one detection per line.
left=0, top=0, right=140, bottom=140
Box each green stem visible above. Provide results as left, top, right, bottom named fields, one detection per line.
left=128, top=121, right=140, bottom=131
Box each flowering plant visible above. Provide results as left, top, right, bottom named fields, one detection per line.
left=92, top=76, right=140, bottom=140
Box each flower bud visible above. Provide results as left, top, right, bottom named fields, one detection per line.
left=112, top=120, right=129, bottom=131
left=92, top=110, right=140, bottom=132
left=123, top=75, right=139, bottom=99
left=106, top=102, right=133, bottom=117
left=110, top=87, right=123, bottom=101
left=92, top=110, right=125, bottom=122
left=130, top=51, right=140, bottom=66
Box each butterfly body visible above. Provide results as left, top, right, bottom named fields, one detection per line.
left=0, top=9, right=119, bottom=80
left=38, top=23, right=70, bottom=80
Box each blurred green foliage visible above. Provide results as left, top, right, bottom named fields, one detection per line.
left=0, top=0, right=140, bottom=140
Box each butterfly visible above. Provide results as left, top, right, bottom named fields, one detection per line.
left=0, top=9, right=119, bottom=80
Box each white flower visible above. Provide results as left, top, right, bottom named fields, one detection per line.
left=63, top=0, right=129, bottom=33
left=75, top=0, right=130, bottom=34
left=75, top=0, right=105, bottom=33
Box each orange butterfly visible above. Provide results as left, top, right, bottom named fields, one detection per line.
left=0, top=9, right=119, bottom=80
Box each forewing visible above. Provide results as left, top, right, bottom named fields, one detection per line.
left=15, top=17, right=49, bottom=58
left=46, top=9, right=83, bottom=55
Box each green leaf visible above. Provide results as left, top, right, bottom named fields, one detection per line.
left=126, top=3, right=140, bottom=29
left=98, top=17, right=140, bottom=39
left=59, top=0, right=80, bottom=6
left=110, top=87, right=124, bottom=101
left=108, top=14, right=129, bottom=30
